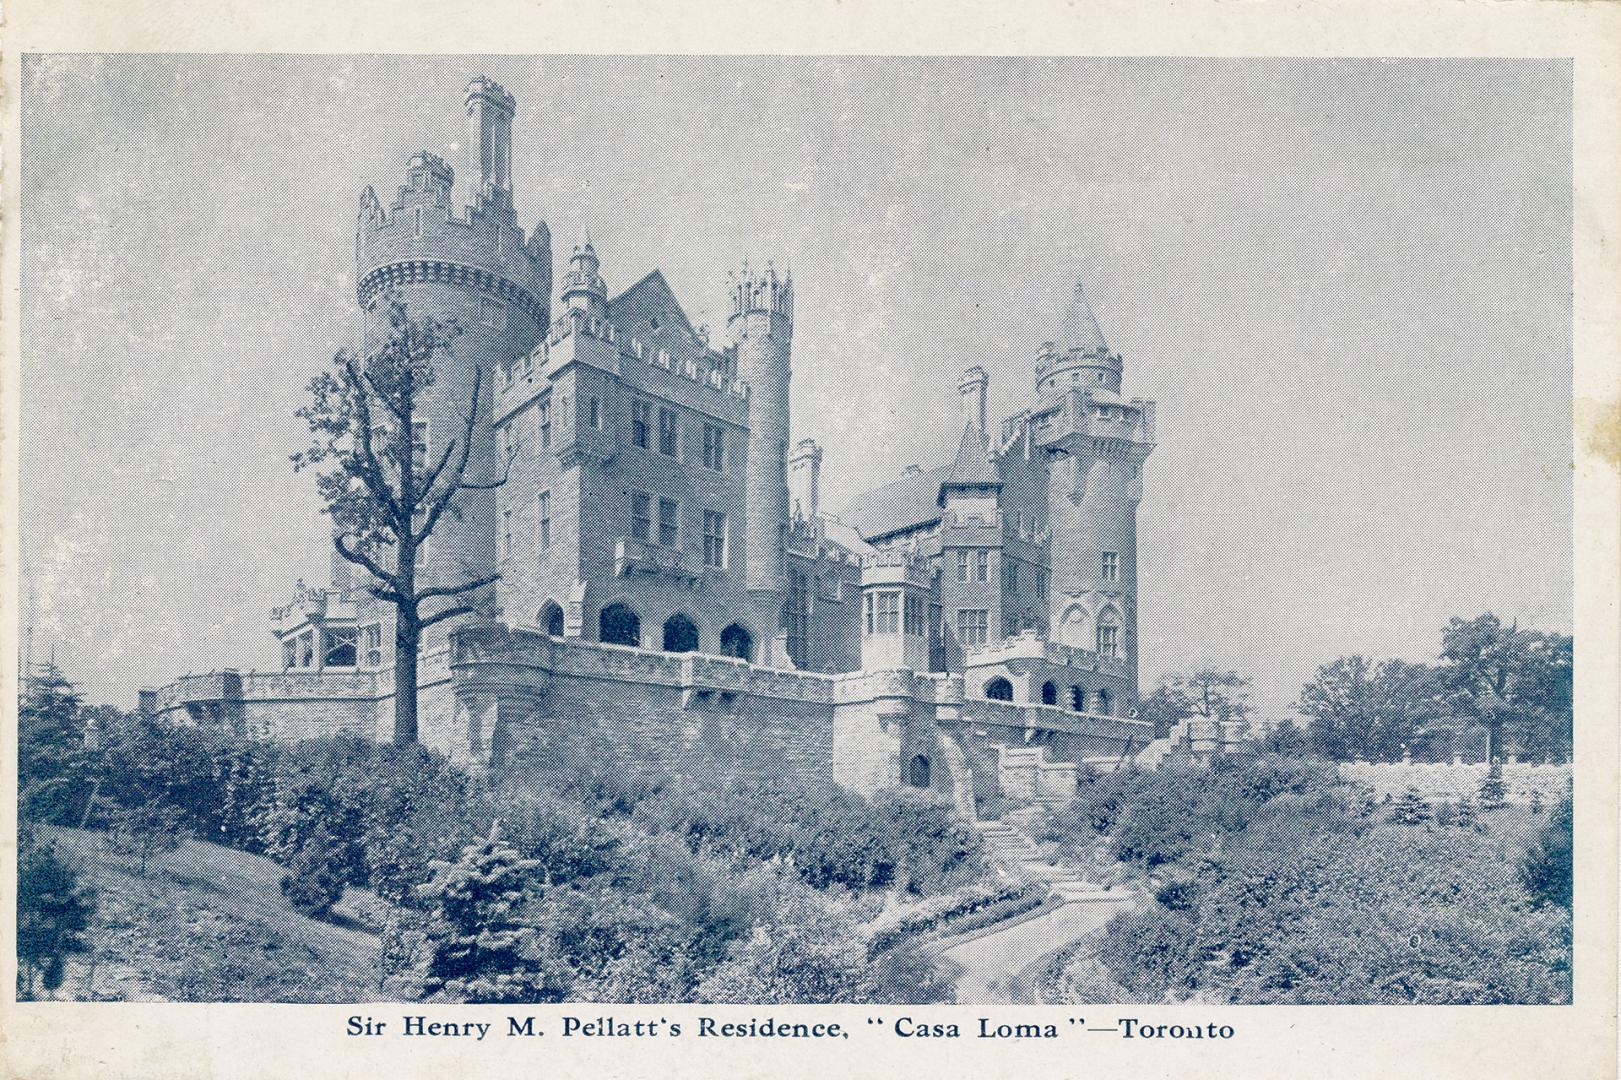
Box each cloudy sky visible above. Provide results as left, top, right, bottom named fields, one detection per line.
left=20, top=56, right=1571, bottom=711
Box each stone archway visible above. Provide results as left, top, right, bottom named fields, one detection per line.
left=662, top=613, right=700, bottom=653
left=719, top=623, right=754, bottom=661
left=599, top=602, right=641, bottom=647
left=1091, top=688, right=1113, bottom=716
left=1041, top=681, right=1058, bottom=705
left=984, top=676, right=1014, bottom=702
left=1068, top=685, right=1086, bottom=711
left=539, top=600, right=565, bottom=637
left=906, top=754, right=931, bottom=789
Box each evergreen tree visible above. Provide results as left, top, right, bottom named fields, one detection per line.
left=18, top=663, right=90, bottom=826
left=17, top=841, right=96, bottom=999
left=1519, top=794, right=1573, bottom=909
left=1451, top=794, right=1482, bottom=832
left=1529, top=789, right=1545, bottom=815
left=1477, top=767, right=1508, bottom=812
left=1387, top=787, right=1432, bottom=826
left=280, top=823, right=349, bottom=917
left=413, top=827, right=566, bottom=1003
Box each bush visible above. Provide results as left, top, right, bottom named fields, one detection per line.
left=280, top=825, right=348, bottom=917
left=1519, top=794, right=1572, bottom=909
left=16, top=840, right=97, bottom=999
left=1388, top=788, right=1432, bottom=826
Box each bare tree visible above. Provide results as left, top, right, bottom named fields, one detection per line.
left=294, top=296, right=505, bottom=744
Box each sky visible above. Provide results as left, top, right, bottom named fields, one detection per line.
left=18, top=56, right=1572, bottom=712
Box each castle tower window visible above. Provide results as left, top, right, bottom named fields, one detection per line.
left=540, top=601, right=565, bottom=637
left=720, top=623, right=753, bottom=661
left=984, top=677, right=1014, bottom=702
left=702, top=423, right=725, bottom=471
left=957, top=550, right=970, bottom=583
left=631, top=400, right=651, bottom=448
left=976, top=550, right=990, bottom=583
left=904, top=594, right=924, bottom=636
left=874, top=591, right=900, bottom=634
left=784, top=568, right=810, bottom=667
left=658, top=497, right=679, bottom=548
left=323, top=626, right=359, bottom=668
left=906, top=754, right=931, bottom=789
left=587, top=396, right=601, bottom=429
left=363, top=623, right=383, bottom=666
left=658, top=406, right=679, bottom=456
left=1097, top=624, right=1120, bottom=658
left=537, top=491, right=551, bottom=550
left=957, top=609, right=988, bottom=647
left=630, top=492, right=652, bottom=541
left=703, top=509, right=727, bottom=568
left=662, top=613, right=699, bottom=654
left=599, top=603, right=641, bottom=647
left=1101, top=551, right=1120, bottom=582
left=1041, top=681, right=1058, bottom=705
left=539, top=401, right=552, bottom=449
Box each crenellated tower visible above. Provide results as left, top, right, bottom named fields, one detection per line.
left=1033, top=280, right=1155, bottom=706
left=729, top=264, right=795, bottom=653
left=354, top=75, right=553, bottom=606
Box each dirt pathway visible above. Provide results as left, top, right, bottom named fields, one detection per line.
left=938, top=896, right=1133, bottom=1004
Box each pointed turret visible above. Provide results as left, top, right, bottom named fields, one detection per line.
left=938, top=423, right=1001, bottom=504
left=560, top=234, right=608, bottom=319
left=1036, top=277, right=1122, bottom=398
left=1059, top=280, right=1109, bottom=355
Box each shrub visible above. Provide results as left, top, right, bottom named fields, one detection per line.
left=1477, top=768, right=1508, bottom=812
left=16, top=840, right=97, bottom=999
left=1388, top=788, right=1432, bottom=826
left=280, top=824, right=348, bottom=917
left=1519, top=794, right=1572, bottom=909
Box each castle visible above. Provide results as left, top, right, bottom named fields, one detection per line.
left=150, top=76, right=1210, bottom=807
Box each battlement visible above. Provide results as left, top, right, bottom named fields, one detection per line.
left=727, top=264, right=793, bottom=324
left=1036, top=342, right=1122, bottom=379
left=355, top=160, right=550, bottom=323
left=494, top=309, right=749, bottom=412
left=861, top=549, right=935, bottom=589
left=965, top=630, right=1132, bottom=679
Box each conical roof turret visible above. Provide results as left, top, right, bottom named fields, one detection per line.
left=1059, top=279, right=1109, bottom=355
left=938, top=423, right=1001, bottom=504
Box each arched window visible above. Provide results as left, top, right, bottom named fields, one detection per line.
left=599, top=602, right=641, bottom=647
left=984, top=677, right=1014, bottom=702
left=1091, top=688, right=1113, bottom=716
left=907, top=754, right=931, bottom=789
left=1056, top=604, right=1090, bottom=649
left=719, top=623, right=753, bottom=661
left=539, top=601, right=565, bottom=637
left=1068, top=685, right=1085, bottom=711
left=1041, top=681, right=1058, bottom=706
left=662, top=613, right=700, bottom=653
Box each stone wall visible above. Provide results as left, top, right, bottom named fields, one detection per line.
left=1339, top=761, right=1572, bottom=805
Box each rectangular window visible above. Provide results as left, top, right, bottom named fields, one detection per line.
left=703, top=509, right=727, bottom=568
left=631, top=492, right=652, bottom=541
left=411, top=419, right=430, bottom=474
left=957, top=550, right=970, bottom=583
left=500, top=506, right=514, bottom=558
left=1098, top=625, right=1120, bottom=657
left=282, top=638, right=297, bottom=670
left=1004, top=561, right=1019, bottom=593
left=363, top=623, right=383, bottom=667
left=658, top=406, right=679, bottom=456
left=864, top=592, right=875, bottom=634
left=538, top=491, right=551, bottom=551
left=587, top=396, right=601, bottom=429
left=658, top=497, right=679, bottom=548
left=957, top=609, right=988, bottom=647
left=539, top=400, right=552, bottom=449
left=630, top=400, right=651, bottom=448
left=976, top=550, right=990, bottom=582
left=904, top=595, right=924, bottom=636
left=299, top=631, right=315, bottom=669
left=1102, top=551, right=1120, bottom=582
left=876, top=591, right=900, bottom=634
left=702, top=423, right=725, bottom=471
left=323, top=626, right=359, bottom=668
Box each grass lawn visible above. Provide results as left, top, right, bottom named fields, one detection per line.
left=37, top=827, right=387, bottom=1002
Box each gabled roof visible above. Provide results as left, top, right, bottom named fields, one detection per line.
left=607, top=269, right=713, bottom=368
left=1059, top=280, right=1110, bottom=354
left=938, top=424, right=1001, bottom=501
left=842, top=463, right=951, bottom=542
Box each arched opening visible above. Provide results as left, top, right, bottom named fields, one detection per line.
left=719, top=623, right=754, bottom=661
left=984, top=677, right=1014, bottom=702
left=539, top=601, right=565, bottom=637
left=906, top=754, right=931, bottom=789
left=599, top=602, right=641, bottom=647
left=1041, top=681, right=1058, bottom=706
left=1068, top=685, right=1085, bottom=711
left=1056, top=604, right=1090, bottom=649
left=662, top=613, right=700, bottom=653
left=1091, top=688, right=1113, bottom=716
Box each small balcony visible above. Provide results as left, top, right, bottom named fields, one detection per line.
left=615, top=536, right=702, bottom=585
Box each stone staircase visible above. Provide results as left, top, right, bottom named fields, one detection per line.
left=1129, top=716, right=1194, bottom=769
left=975, top=810, right=1122, bottom=903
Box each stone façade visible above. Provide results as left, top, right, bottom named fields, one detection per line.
left=149, top=74, right=1169, bottom=808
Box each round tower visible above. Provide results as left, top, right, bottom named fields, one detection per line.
left=1038, top=279, right=1154, bottom=711
left=728, top=264, right=794, bottom=612
left=355, top=75, right=552, bottom=602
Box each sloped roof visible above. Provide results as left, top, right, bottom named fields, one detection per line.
left=1059, top=280, right=1110, bottom=354
left=607, top=269, right=713, bottom=368
left=939, top=424, right=1001, bottom=499
left=842, top=463, right=951, bottom=542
